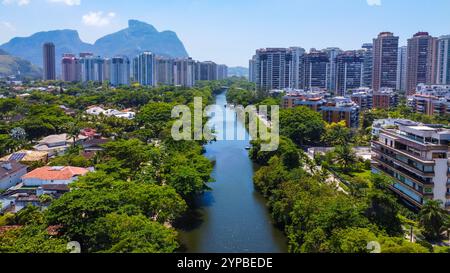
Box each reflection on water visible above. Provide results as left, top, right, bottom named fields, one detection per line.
left=176, top=91, right=287, bottom=253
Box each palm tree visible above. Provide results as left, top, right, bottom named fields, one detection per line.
left=334, top=145, right=357, bottom=173
left=419, top=200, right=449, bottom=241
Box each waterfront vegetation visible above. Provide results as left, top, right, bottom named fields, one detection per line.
left=0, top=81, right=218, bottom=253
left=233, top=86, right=450, bottom=253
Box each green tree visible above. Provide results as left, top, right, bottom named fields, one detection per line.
left=280, top=106, right=325, bottom=146
left=419, top=200, right=449, bottom=241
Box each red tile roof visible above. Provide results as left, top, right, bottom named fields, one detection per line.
left=21, top=166, right=89, bottom=180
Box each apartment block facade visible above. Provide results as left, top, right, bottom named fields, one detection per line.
left=372, top=120, right=450, bottom=210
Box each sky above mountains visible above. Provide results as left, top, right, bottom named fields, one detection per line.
left=1, top=0, right=450, bottom=67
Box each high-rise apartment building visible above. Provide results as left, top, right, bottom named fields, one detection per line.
left=300, top=50, right=330, bottom=90
left=110, top=56, right=130, bottom=86
left=372, top=32, right=399, bottom=91
left=335, top=50, right=364, bottom=96
left=79, top=54, right=105, bottom=83
left=372, top=120, right=450, bottom=210
left=155, top=57, right=174, bottom=86
left=436, top=35, right=450, bottom=85
left=289, top=47, right=306, bottom=89
left=103, top=58, right=111, bottom=82
left=217, top=64, right=228, bottom=80
left=61, top=53, right=80, bottom=82
left=249, top=55, right=257, bottom=83
left=174, top=58, right=196, bottom=87
left=323, top=47, right=342, bottom=93
left=397, top=46, right=408, bottom=92
left=406, top=32, right=437, bottom=95
left=43, top=42, right=56, bottom=81
left=255, top=48, right=292, bottom=91
left=133, top=52, right=156, bottom=86
left=362, top=43, right=373, bottom=88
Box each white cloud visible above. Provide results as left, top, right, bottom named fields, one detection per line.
left=1, top=21, right=16, bottom=31
left=82, top=11, right=116, bottom=27
left=47, top=0, right=80, bottom=6
left=2, top=0, right=31, bottom=6
left=367, top=0, right=381, bottom=6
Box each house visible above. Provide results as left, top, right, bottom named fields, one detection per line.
left=21, top=166, right=91, bottom=187
left=86, top=106, right=106, bottom=116
left=0, top=161, right=28, bottom=190
left=0, top=150, right=49, bottom=164
left=33, top=134, right=74, bottom=156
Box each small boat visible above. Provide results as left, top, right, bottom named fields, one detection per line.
left=245, top=145, right=251, bottom=150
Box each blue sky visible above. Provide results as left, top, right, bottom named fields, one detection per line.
left=1, top=0, right=449, bottom=67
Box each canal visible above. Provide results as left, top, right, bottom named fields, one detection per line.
left=177, top=91, right=288, bottom=253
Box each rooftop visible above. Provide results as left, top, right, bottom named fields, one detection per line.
left=22, top=166, right=90, bottom=181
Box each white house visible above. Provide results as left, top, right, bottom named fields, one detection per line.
left=86, top=106, right=106, bottom=116
left=0, top=161, right=28, bottom=190
left=21, top=166, right=91, bottom=187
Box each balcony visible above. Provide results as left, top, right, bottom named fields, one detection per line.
left=372, top=149, right=435, bottom=178
left=372, top=157, right=433, bottom=186
left=373, top=140, right=434, bottom=165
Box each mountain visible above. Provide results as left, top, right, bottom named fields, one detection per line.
left=0, top=29, right=93, bottom=71
left=228, top=66, right=249, bottom=78
left=0, top=49, right=42, bottom=79
left=0, top=20, right=189, bottom=75
left=94, top=20, right=188, bottom=59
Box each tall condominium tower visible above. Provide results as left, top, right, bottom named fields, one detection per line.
left=361, top=43, right=373, bottom=88
left=110, top=56, right=130, bottom=86
left=396, top=46, right=408, bottom=92
left=323, top=47, right=343, bottom=93
left=372, top=32, right=399, bottom=91
left=103, top=58, right=111, bottom=82
left=436, top=35, right=450, bottom=85
left=134, top=52, right=156, bottom=86
left=217, top=64, right=228, bottom=80
left=249, top=55, right=257, bottom=83
left=289, top=47, right=306, bottom=89
left=43, top=42, right=56, bottom=80
left=335, top=51, right=364, bottom=96
left=300, top=50, right=330, bottom=90
left=156, top=57, right=175, bottom=86
left=255, top=48, right=292, bottom=91
left=196, top=61, right=219, bottom=81
left=406, top=32, right=437, bottom=95
left=174, top=58, right=196, bottom=87
left=61, top=53, right=80, bottom=82
left=79, top=55, right=105, bottom=83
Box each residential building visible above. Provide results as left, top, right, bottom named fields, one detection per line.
left=349, top=88, right=373, bottom=110
left=323, top=47, right=342, bottom=93
left=371, top=120, right=450, bottom=210
left=61, top=54, right=80, bottom=82
left=289, top=47, right=306, bottom=89
left=156, top=57, right=174, bottom=86
left=372, top=32, right=399, bottom=91
left=436, top=35, right=450, bottom=85
left=300, top=50, right=330, bottom=90
left=406, top=32, right=437, bottom=95
left=282, top=91, right=327, bottom=111
left=0, top=161, right=28, bottom=190
left=21, top=166, right=90, bottom=186
left=249, top=55, right=257, bottom=83
left=110, top=56, right=130, bottom=86
left=362, top=43, right=374, bottom=88
left=373, top=88, right=399, bottom=109
left=254, top=48, right=292, bottom=91
left=397, top=46, right=408, bottom=92
left=174, top=58, right=196, bottom=87
left=134, top=52, right=155, bottom=86
left=408, top=84, right=450, bottom=116
left=335, top=50, right=364, bottom=96
left=33, top=134, right=74, bottom=156
left=79, top=55, right=105, bottom=83
left=217, top=64, right=228, bottom=80
left=43, top=42, right=56, bottom=81
left=0, top=150, right=49, bottom=164
left=321, top=97, right=360, bottom=128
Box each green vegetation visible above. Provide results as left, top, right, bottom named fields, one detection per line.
left=0, top=82, right=220, bottom=253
